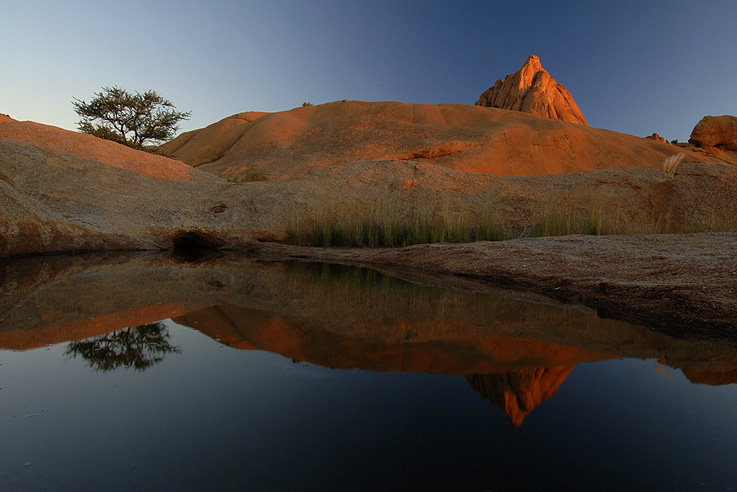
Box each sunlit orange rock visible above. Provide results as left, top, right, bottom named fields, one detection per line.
left=0, top=121, right=255, bottom=257
left=475, top=55, right=588, bottom=126
left=689, top=115, right=737, bottom=151
left=160, top=100, right=709, bottom=179
left=0, top=120, right=193, bottom=181
left=645, top=132, right=668, bottom=143
left=0, top=113, right=13, bottom=124
left=159, top=112, right=267, bottom=166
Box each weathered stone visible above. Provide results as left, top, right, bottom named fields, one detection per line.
left=160, top=100, right=709, bottom=178
left=689, top=115, right=737, bottom=151
left=1, top=108, right=735, bottom=262
left=475, top=55, right=588, bottom=126
left=645, top=132, right=668, bottom=143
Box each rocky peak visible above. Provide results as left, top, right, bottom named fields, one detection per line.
left=475, top=55, right=589, bottom=126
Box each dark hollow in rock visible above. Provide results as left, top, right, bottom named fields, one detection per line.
left=170, top=230, right=226, bottom=250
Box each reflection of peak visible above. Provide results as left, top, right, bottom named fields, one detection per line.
left=681, top=368, right=737, bottom=386
left=467, top=365, right=574, bottom=426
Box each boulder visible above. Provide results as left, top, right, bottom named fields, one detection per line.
left=689, top=115, right=737, bottom=151
left=645, top=132, right=668, bottom=143
left=475, top=55, right=588, bottom=126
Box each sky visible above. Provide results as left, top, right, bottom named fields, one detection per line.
left=3, top=0, right=736, bottom=141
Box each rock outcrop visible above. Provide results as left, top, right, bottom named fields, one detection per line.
left=672, top=115, right=737, bottom=165
left=0, top=113, right=13, bottom=124
left=159, top=111, right=267, bottom=167
left=0, top=120, right=256, bottom=257
left=475, top=55, right=588, bottom=126
left=2, top=115, right=736, bottom=260
left=689, top=115, right=737, bottom=151
left=160, top=100, right=709, bottom=179
left=645, top=132, right=668, bottom=143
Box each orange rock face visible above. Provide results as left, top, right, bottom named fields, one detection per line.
left=689, top=115, right=737, bottom=151
left=0, top=113, right=13, bottom=124
left=475, top=55, right=588, bottom=126
left=160, top=100, right=708, bottom=179
left=0, top=120, right=193, bottom=181
left=159, top=112, right=268, bottom=167
left=645, top=132, right=668, bottom=143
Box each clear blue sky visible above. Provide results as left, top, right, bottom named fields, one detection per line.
left=3, top=0, right=736, bottom=141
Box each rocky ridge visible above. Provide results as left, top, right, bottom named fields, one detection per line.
left=475, top=55, right=588, bottom=126
left=159, top=100, right=710, bottom=179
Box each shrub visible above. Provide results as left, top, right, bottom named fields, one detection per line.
left=226, top=165, right=268, bottom=183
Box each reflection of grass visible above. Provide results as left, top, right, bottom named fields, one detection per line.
left=284, top=260, right=601, bottom=338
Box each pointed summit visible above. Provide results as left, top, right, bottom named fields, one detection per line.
left=476, top=55, right=588, bottom=126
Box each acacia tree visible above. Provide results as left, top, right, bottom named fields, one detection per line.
left=72, top=86, right=191, bottom=148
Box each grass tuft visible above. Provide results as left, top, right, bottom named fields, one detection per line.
left=227, top=165, right=268, bottom=183
left=662, top=153, right=686, bottom=178
left=285, top=193, right=736, bottom=248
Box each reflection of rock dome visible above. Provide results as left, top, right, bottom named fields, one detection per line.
left=681, top=368, right=737, bottom=386
left=466, top=366, right=574, bottom=426
left=3, top=254, right=737, bottom=403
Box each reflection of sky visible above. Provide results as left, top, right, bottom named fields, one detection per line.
left=3, top=0, right=736, bottom=141
left=1, top=321, right=736, bottom=491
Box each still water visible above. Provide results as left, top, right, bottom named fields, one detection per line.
left=1, top=253, right=736, bottom=491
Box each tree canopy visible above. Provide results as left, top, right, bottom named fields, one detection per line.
left=72, top=86, right=191, bottom=148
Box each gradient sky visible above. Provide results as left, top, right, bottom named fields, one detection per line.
left=3, top=0, right=736, bottom=141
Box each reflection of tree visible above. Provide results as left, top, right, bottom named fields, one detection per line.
left=65, top=322, right=181, bottom=372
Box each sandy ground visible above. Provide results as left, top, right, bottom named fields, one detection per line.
left=253, top=232, right=737, bottom=340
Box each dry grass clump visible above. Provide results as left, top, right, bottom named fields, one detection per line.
left=227, top=165, right=268, bottom=183
left=288, top=199, right=511, bottom=247
left=662, top=153, right=686, bottom=178
left=286, top=192, right=737, bottom=248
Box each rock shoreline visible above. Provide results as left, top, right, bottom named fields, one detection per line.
left=252, top=233, right=737, bottom=339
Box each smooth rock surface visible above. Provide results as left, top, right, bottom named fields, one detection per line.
left=2, top=118, right=737, bottom=259
left=159, top=100, right=711, bottom=179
